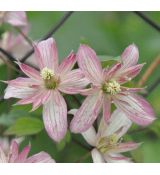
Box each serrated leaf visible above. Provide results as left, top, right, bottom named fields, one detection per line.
left=5, top=117, right=44, bottom=136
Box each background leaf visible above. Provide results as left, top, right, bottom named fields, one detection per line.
left=5, top=117, right=44, bottom=136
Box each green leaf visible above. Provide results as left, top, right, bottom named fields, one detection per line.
left=98, top=55, right=120, bottom=68
left=5, top=117, right=44, bottom=136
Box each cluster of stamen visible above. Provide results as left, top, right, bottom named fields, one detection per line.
left=40, top=67, right=58, bottom=89
left=97, top=134, right=118, bottom=153
left=102, top=80, right=121, bottom=95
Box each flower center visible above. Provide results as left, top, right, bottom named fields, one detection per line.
left=102, top=80, right=121, bottom=95
left=40, top=67, right=58, bottom=89
left=97, top=134, right=118, bottom=153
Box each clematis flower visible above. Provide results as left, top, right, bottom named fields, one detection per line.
left=4, top=38, right=89, bottom=142
left=70, top=44, right=155, bottom=133
left=69, top=109, right=141, bottom=163
left=0, top=32, right=36, bottom=66
left=0, top=11, right=27, bottom=27
left=0, top=140, right=55, bottom=163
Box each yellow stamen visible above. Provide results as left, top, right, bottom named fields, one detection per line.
left=40, top=67, right=58, bottom=89
left=102, top=80, right=121, bottom=95
left=97, top=134, right=118, bottom=153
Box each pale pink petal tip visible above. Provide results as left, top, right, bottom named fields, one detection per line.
left=121, top=44, right=139, bottom=68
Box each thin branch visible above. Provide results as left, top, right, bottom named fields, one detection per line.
left=0, top=54, right=21, bottom=73
left=134, top=11, right=160, bottom=32
left=138, top=55, right=160, bottom=87
left=15, top=27, right=33, bottom=47
left=0, top=47, right=17, bottom=63
left=21, top=11, right=74, bottom=63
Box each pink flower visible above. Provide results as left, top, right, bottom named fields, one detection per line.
left=69, top=109, right=141, bottom=163
left=70, top=44, right=155, bottom=133
left=0, top=140, right=55, bottom=163
left=0, top=11, right=28, bottom=27
left=4, top=38, right=89, bottom=142
left=0, top=32, right=36, bottom=67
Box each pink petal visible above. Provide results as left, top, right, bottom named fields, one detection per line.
left=103, top=97, right=111, bottom=123
left=9, top=141, right=19, bottom=163
left=77, top=44, right=103, bottom=85
left=116, top=63, right=144, bottom=84
left=59, top=69, right=89, bottom=94
left=121, top=44, right=139, bottom=68
left=79, top=86, right=100, bottom=96
left=34, top=38, right=58, bottom=71
left=4, top=85, right=37, bottom=99
left=6, top=77, right=40, bottom=88
left=81, top=126, right=97, bottom=147
left=14, top=145, right=30, bottom=163
left=104, top=153, right=131, bottom=163
left=101, top=109, right=132, bottom=139
left=43, top=90, right=67, bottom=142
left=58, top=52, right=76, bottom=75
left=121, top=87, right=145, bottom=93
left=91, top=148, right=105, bottom=163
left=4, top=11, right=27, bottom=27
left=0, top=146, right=7, bottom=163
left=25, top=151, right=55, bottom=163
left=114, top=93, right=156, bottom=126
left=16, top=89, right=51, bottom=111
left=103, top=63, right=121, bottom=81
left=70, top=91, right=103, bottom=133
left=112, top=142, right=141, bottom=153
left=16, top=62, right=41, bottom=81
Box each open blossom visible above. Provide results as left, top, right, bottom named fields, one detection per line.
left=0, top=140, right=55, bottom=163
left=0, top=32, right=36, bottom=66
left=4, top=38, right=89, bottom=142
left=70, top=109, right=141, bottom=163
left=70, top=44, right=155, bottom=133
left=0, top=11, right=27, bottom=27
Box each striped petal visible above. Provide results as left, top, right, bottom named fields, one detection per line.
left=77, top=44, right=103, bottom=85
left=114, top=93, right=156, bottom=126
left=103, top=97, right=111, bottom=122
left=16, top=62, right=41, bottom=81
left=104, top=153, right=131, bottom=163
left=4, top=85, right=37, bottom=99
left=59, top=69, right=89, bottom=94
left=101, top=109, right=132, bottom=139
left=14, top=145, right=30, bottom=163
left=26, top=151, right=55, bottom=163
left=34, top=38, right=58, bottom=71
left=43, top=90, right=67, bottom=142
left=9, top=141, right=19, bottom=163
left=115, top=64, right=144, bottom=84
left=58, top=52, right=76, bottom=75
left=111, top=142, right=141, bottom=154
left=70, top=91, right=103, bottom=133
left=4, top=11, right=27, bottom=27
left=121, top=44, right=139, bottom=69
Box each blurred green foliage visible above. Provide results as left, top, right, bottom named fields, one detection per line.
left=0, top=12, right=160, bottom=162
